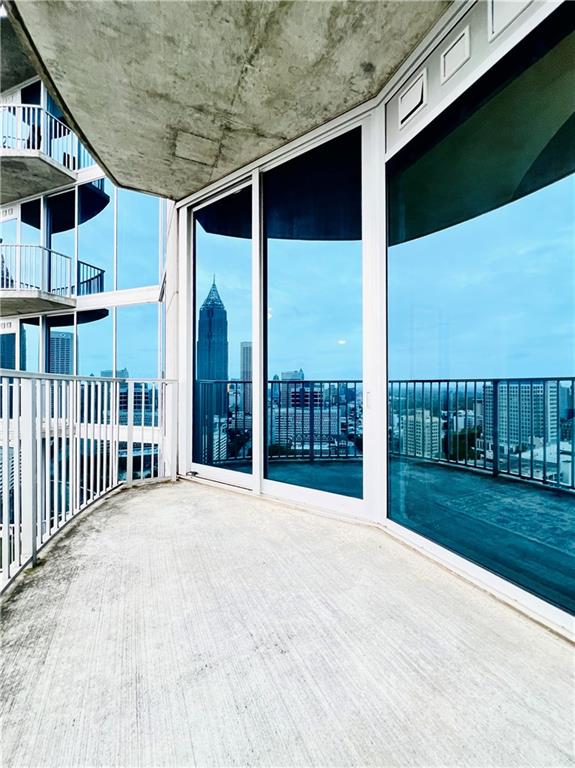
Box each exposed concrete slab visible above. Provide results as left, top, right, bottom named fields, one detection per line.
left=0, top=16, right=37, bottom=93
left=1, top=481, right=573, bottom=767
left=0, top=289, right=76, bottom=316
left=7, top=1, right=451, bottom=201
left=0, top=151, right=75, bottom=203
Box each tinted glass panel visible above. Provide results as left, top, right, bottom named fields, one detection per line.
left=47, top=316, right=75, bottom=375
left=193, top=186, right=252, bottom=474
left=77, top=310, right=113, bottom=377
left=117, top=190, right=159, bottom=289
left=117, top=304, right=158, bottom=379
left=264, top=129, right=363, bottom=497
left=387, top=13, right=575, bottom=613
left=20, top=318, right=40, bottom=371
left=78, top=179, right=113, bottom=293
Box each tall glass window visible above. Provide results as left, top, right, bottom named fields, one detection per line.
left=20, top=199, right=41, bottom=245
left=20, top=318, right=40, bottom=371
left=192, top=186, right=252, bottom=474
left=78, top=180, right=114, bottom=293
left=117, top=189, right=159, bottom=289
left=77, top=310, right=112, bottom=377
left=264, top=129, right=363, bottom=497
left=47, top=315, right=75, bottom=375
left=117, top=304, right=158, bottom=379
left=387, top=12, right=575, bottom=613
left=47, top=190, right=75, bottom=295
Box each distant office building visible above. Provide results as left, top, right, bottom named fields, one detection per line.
left=240, top=341, right=252, bottom=414
left=280, top=368, right=304, bottom=407
left=400, top=411, right=440, bottom=458
left=49, top=331, right=73, bottom=374
left=196, top=278, right=228, bottom=419
left=101, top=368, right=130, bottom=378
left=484, top=381, right=558, bottom=452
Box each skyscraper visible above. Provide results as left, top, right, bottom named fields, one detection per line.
left=240, top=341, right=252, bottom=414
left=196, top=278, right=228, bottom=423
left=49, top=332, right=74, bottom=374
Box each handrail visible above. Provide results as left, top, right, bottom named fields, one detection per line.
left=0, top=104, right=95, bottom=170
left=0, top=372, right=178, bottom=589
left=0, top=244, right=104, bottom=297
left=0, top=369, right=176, bottom=384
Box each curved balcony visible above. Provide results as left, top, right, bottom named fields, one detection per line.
left=0, top=244, right=104, bottom=315
left=1, top=105, right=96, bottom=204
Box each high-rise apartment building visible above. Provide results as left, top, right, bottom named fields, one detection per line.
left=48, top=332, right=73, bottom=375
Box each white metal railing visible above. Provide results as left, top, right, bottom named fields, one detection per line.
left=1, top=104, right=95, bottom=170
left=0, top=244, right=106, bottom=297
left=0, top=372, right=177, bottom=589
left=0, top=244, right=72, bottom=296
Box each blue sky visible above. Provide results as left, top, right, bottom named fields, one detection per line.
left=389, top=173, right=574, bottom=380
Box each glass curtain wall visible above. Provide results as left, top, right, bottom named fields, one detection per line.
left=264, top=129, right=363, bottom=497
left=117, top=189, right=159, bottom=289
left=387, top=11, right=575, bottom=612
left=78, top=180, right=114, bottom=293
left=192, top=186, right=252, bottom=475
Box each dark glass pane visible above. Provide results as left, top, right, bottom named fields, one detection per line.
left=21, top=199, right=41, bottom=245
left=387, top=13, right=575, bottom=613
left=264, top=129, right=363, bottom=497
left=0, top=332, right=16, bottom=369
left=193, top=186, right=252, bottom=474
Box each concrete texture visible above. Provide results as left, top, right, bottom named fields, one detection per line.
left=1, top=480, right=573, bottom=768
left=0, top=152, right=75, bottom=204
left=7, top=1, right=450, bottom=201
left=0, top=16, right=37, bottom=93
left=0, top=289, right=75, bottom=316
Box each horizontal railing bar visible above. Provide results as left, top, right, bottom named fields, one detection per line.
left=389, top=377, right=574, bottom=383
left=0, top=370, right=176, bottom=384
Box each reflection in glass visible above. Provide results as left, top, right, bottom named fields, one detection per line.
left=0, top=332, right=16, bottom=369
left=47, top=315, right=75, bottom=374
left=387, top=12, right=575, bottom=613
left=264, top=129, right=363, bottom=497
left=78, top=180, right=113, bottom=292
left=77, top=310, right=112, bottom=377
left=117, top=189, right=159, bottom=289
left=193, top=186, right=252, bottom=474
left=20, top=199, right=41, bottom=245
left=20, top=318, right=40, bottom=371
left=117, top=304, right=158, bottom=379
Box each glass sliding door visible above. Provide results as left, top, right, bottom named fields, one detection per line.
left=264, top=128, right=363, bottom=497
left=387, top=12, right=575, bottom=612
left=192, top=185, right=252, bottom=478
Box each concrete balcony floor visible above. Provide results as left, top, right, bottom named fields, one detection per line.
left=1, top=481, right=573, bottom=768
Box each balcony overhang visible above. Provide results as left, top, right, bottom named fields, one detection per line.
left=0, top=151, right=75, bottom=204
left=0, top=289, right=76, bottom=316
left=6, top=0, right=451, bottom=201
left=0, top=16, right=37, bottom=92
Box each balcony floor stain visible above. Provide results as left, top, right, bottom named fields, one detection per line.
left=1, top=480, right=573, bottom=768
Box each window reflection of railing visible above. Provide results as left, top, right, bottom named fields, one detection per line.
left=388, top=378, right=575, bottom=492
left=194, top=379, right=363, bottom=468
left=1, top=105, right=95, bottom=170
left=0, top=372, right=177, bottom=588
left=0, top=245, right=104, bottom=298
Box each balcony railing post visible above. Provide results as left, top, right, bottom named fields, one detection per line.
left=126, top=381, right=134, bottom=487
left=492, top=380, right=499, bottom=477
left=309, top=382, right=315, bottom=463
left=20, top=378, right=38, bottom=568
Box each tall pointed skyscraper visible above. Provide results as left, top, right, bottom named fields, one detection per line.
left=196, top=277, right=228, bottom=416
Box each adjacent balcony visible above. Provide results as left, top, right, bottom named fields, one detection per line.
left=0, top=244, right=104, bottom=315
left=1, top=104, right=96, bottom=203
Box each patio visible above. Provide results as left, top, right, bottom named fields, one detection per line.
left=1, top=480, right=572, bottom=767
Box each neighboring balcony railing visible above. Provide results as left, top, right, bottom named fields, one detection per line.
left=0, top=371, right=178, bottom=588
left=0, top=244, right=104, bottom=297
left=388, top=377, right=575, bottom=492
left=1, top=104, right=95, bottom=170
left=194, top=379, right=363, bottom=467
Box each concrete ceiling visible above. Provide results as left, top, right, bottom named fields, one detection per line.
left=0, top=16, right=37, bottom=92
left=7, top=0, right=451, bottom=201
